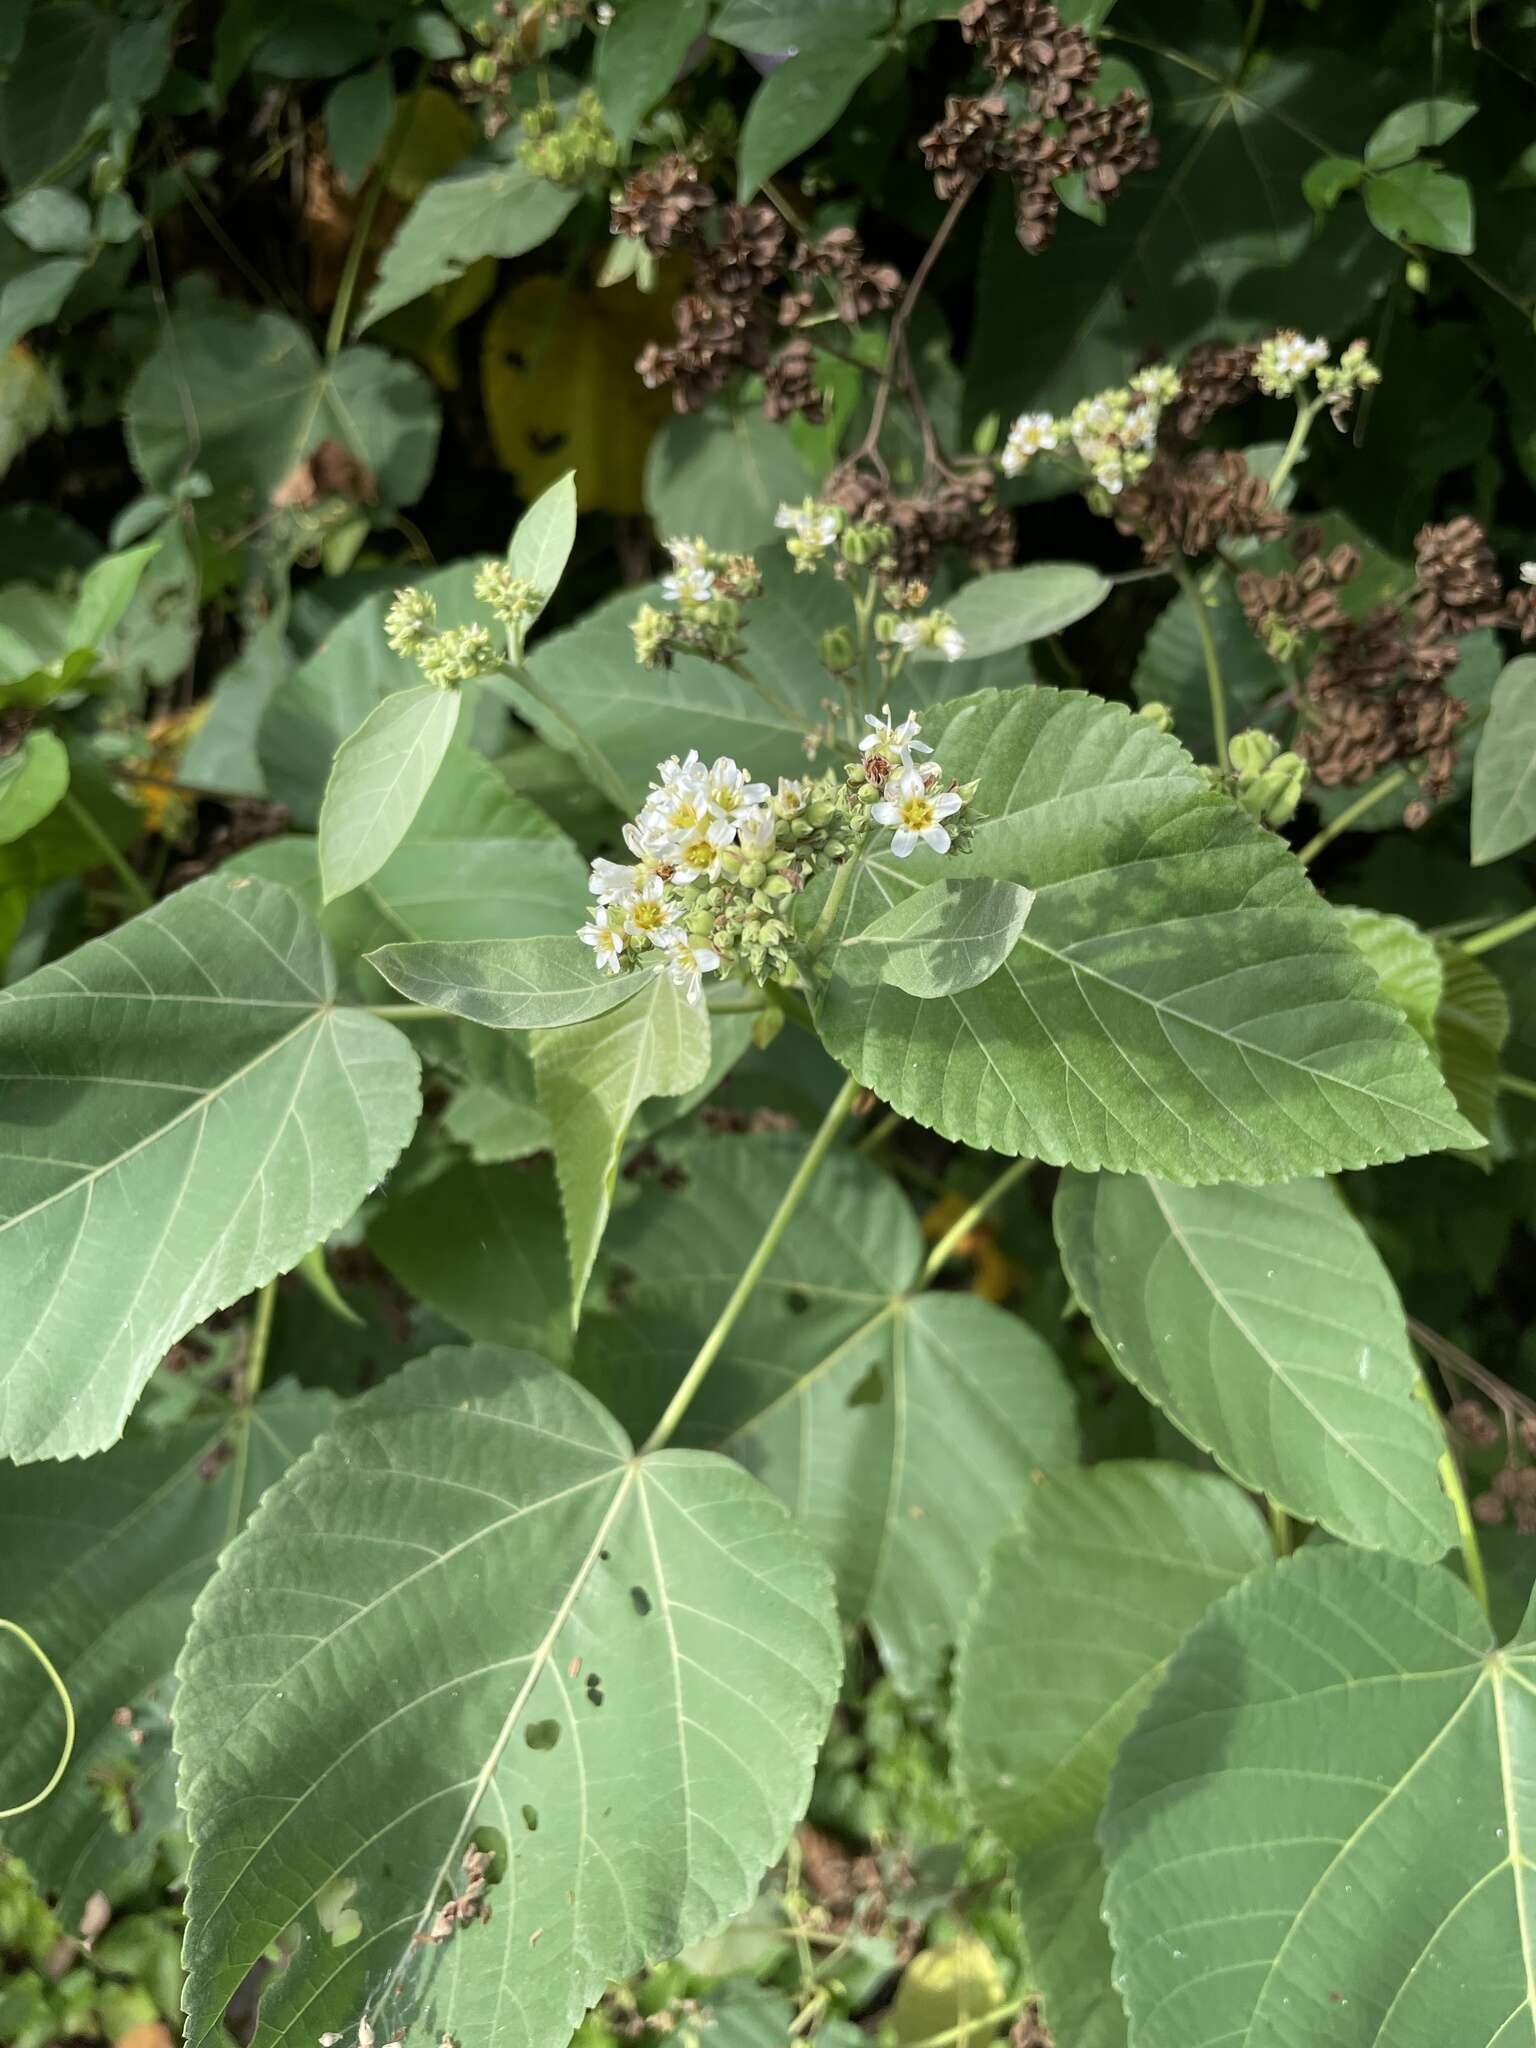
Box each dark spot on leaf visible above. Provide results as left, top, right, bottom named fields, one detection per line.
left=521, top=1805, right=538, bottom=1833
left=585, top=1672, right=604, bottom=1707
left=503, top=348, right=527, bottom=370
left=785, top=1288, right=810, bottom=1316
left=524, top=1719, right=561, bottom=1751
left=599, top=1549, right=610, bottom=1562
left=847, top=1364, right=885, bottom=1408
left=657, top=1162, right=689, bottom=1191
left=529, top=428, right=565, bottom=456
left=630, top=1586, right=652, bottom=1617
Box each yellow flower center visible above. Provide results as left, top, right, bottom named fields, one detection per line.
left=682, top=841, right=715, bottom=871
left=631, top=900, right=668, bottom=931
left=898, top=794, right=936, bottom=831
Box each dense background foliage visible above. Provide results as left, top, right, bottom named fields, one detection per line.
left=3, top=3, right=1536, bottom=2047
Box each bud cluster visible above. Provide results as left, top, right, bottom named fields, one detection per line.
left=631, top=539, right=764, bottom=671
left=383, top=588, right=499, bottom=687
left=1253, top=330, right=1379, bottom=418
left=1208, top=728, right=1310, bottom=829
left=844, top=706, right=978, bottom=857
left=1002, top=364, right=1180, bottom=496
left=517, top=88, right=618, bottom=187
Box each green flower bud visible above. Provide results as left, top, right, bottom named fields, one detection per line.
left=1228, top=729, right=1280, bottom=780
left=820, top=625, right=856, bottom=674
left=1136, top=700, right=1175, bottom=734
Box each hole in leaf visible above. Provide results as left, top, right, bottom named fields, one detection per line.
left=471, top=1825, right=507, bottom=1883
left=524, top=1719, right=561, bottom=1751
left=847, top=1364, right=885, bottom=1408
left=585, top=1672, right=604, bottom=1708
left=630, top=1586, right=652, bottom=1617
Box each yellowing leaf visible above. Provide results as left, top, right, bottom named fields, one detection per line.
left=372, top=254, right=495, bottom=391
left=481, top=272, right=674, bottom=514
left=890, top=1935, right=1007, bottom=2048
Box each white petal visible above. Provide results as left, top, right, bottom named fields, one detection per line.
left=870, top=802, right=901, bottom=827
left=890, top=829, right=918, bottom=858
left=920, top=824, right=952, bottom=854
left=930, top=791, right=963, bottom=818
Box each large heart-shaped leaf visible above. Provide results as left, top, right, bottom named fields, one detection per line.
left=810, top=687, right=1476, bottom=1181
left=0, top=875, right=420, bottom=1461
left=1054, top=1171, right=1453, bottom=1559
left=579, top=1131, right=1078, bottom=1692
left=1102, top=1547, right=1536, bottom=2048
left=955, top=1464, right=1271, bottom=2048
left=0, top=1383, right=334, bottom=1912
left=318, top=684, right=461, bottom=903
left=177, top=1347, right=841, bottom=2048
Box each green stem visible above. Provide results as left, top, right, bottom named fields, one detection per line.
left=805, top=837, right=870, bottom=959
left=63, top=790, right=152, bottom=911
left=326, top=68, right=425, bottom=359
left=1463, top=903, right=1536, bottom=957
left=225, top=1280, right=278, bottom=1545
left=855, top=1107, right=903, bottom=1156
left=920, top=1157, right=1032, bottom=1284
left=642, top=1077, right=861, bottom=1453
left=1498, top=1070, right=1536, bottom=1105
left=1268, top=1500, right=1293, bottom=1557
left=1414, top=1378, right=1490, bottom=1619
left=1175, top=563, right=1230, bottom=769
left=1266, top=395, right=1323, bottom=501
left=365, top=1003, right=453, bottom=1021
left=495, top=660, right=633, bottom=813
left=0, top=1621, right=75, bottom=1818
left=895, top=1997, right=1030, bottom=2048
left=1293, top=770, right=1408, bottom=866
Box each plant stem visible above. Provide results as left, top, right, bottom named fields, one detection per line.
left=0, top=1620, right=75, bottom=1818
left=1174, top=563, right=1229, bottom=769
left=1413, top=1377, right=1490, bottom=1620
left=896, top=1996, right=1030, bottom=2048
left=920, top=1157, right=1032, bottom=1284
left=642, top=1076, right=861, bottom=1453
left=1268, top=1500, right=1293, bottom=1557
left=1266, top=395, right=1323, bottom=501
left=226, top=1280, right=278, bottom=1545
left=493, top=660, right=633, bottom=813
left=326, top=68, right=424, bottom=358
left=1498, top=1070, right=1536, bottom=1105
left=805, top=838, right=870, bottom=959
left=62, top=790, right=153, bottom=911
left=364, top=1003, right=453, bottom=1020
left=1463, top=902, right=1536, bottom=957
left=856, top=1106, right=903, bottom=1155
left=1293, top=770, right=1408, bottom=865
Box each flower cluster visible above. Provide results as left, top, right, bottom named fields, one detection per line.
left=1254, top=330, right=1380, bottom=417
left=383, top=588, right=499, bottom=687
left=517, top=88, right=618, bottom=187
left=769, top=502, right=969, bottom=665
left=576, top=710, right=975, bottom=1001
left=631, top=540, right=763, bottom=670
left=1002, top=364, right=1180, bottom=495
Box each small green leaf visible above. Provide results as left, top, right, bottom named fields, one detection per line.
left=1365, top=97, right=1477, bottom=170
left=67, top=540, right=162, bottom=652
left=1102, top=1547, right=1535, bottom=2048
left=360, top=161, right=577, bottom=329
left=1436, top=940, right=1510, bottom=1143
left=2, top=185, right=93, bottom=254
left=1472, top=656, right=1536, bottom=864
left=534, top=969, right=712, bottom=1318
left=369, top=933, right=656, bottom=1029
left=596, top=0, right=707, bottom=143
left=0, top=247, right=87, bottom=353
left=506, top=468, right=578, bottom=634
left=0, top=726, right=68, bottom=844
left=737, top=39, right=886, bottom=200
left=1336, top=904, right=1443, bottom=1047
left=318, top=683, right=461, bottom=903
left=324, top=64, right=393, bottom=190
left=177, top=1347, right=842, bottom=2048
left=1054, top=1171, right=1454, bottom=1559
left=713, top=0, right=888, bottom=49
left=920, top=564, right=1110, bottom=660
left=834, top=876, right=1035, bottom=997
left=1365, top=159, right=1475, bottom=252
left=1302, top=153, right=1365, bottom=216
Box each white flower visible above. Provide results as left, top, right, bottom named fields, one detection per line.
left=893, top=620, right=922, bottom=652
left=578, top=905, right=627, bottom=972
left=665, top=537, right=708, bottom=570
left=1122, top=400, right=1158, bottom=449
left=589, top=855, right=640, bottom=903
left=661, top=563, right=716, bottom=606
left=774, top=776, right=807, bottom=816
left=938, top=625, right=966, bottom=662
left=653, top=749, right=705, bottom=790
left=704, top=754, right=771, bottom=845
left=735, top=806, right=777, bottom=856
left=673, top=831, right=725, bottom=883
left=658, top=930, right=721, bottom=1005
left=775, top=500, right=841, bottom=547
left=870, top=764, right=964, bottom=858
left=860, top=705, right=931, bottom=757
left=1001, top=411, right=1058, bottom=476
left=638, top=771, right=711, bottom=855
left=617, top=875, right=679, bottom=944
left=1521, top=562, right=1536, bottom=586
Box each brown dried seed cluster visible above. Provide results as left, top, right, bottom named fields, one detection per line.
left=1412, top=515, right=1507, bottom=638
left=1165, top=340, right=1259, bottom=441
left=1113, top=450, right=1287, bottom=564
left=1236, top=537, right=1361, bottom=643
left=827, top=463, right=1014, bottom=581
left=1295, top=606, right=1467, bottom=804
left=762, top=338, right=825, bottom=424
left=1474, top=1462, right=1536, bottom=1533
left=609, top=153, right=712, bottom=254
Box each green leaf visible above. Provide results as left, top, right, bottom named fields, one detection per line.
left=507, top=468, right=578, bottom=635
left=0, top=726, right=67, bottom=845
left=1436, top=940, right=1510, bottom=1143
left=645, top=409, right=814, bottom=555
left=737, top=38, right=886, bottom=200
left=1101, top=1547, right=1536, bottom=2048
left=369, top=1158, right=571, bottom=1364
left=596, top=0, right=707, bottom=143
left=580, top=1132, right=1078, bottom=1692
left=713, top=0, right=888, bottom=49
left=1365, top=160, right=1476, bottom=252
left=956, top=1465, right=1270, bottom=2048
left=890, top=1935, right=1005, bottom=2048
left=1336, top=904, right=1443, bottom=1047
left=0, top=244, right=86, bottom=353
left=0, top=1383, right=334, bottom=1913
left=324, top=63, right=393, bottom=189
left=370, top=933, right=657, bottom=1029
left=534, top=968, right=712, bottom=1317
left=2, top=186, right=93, bottom=254
left=1302, top=154, right=1365, bottom=217
left=835, top=876, right=1035, bottom=997
left=1471, top=657, right=1536, bottom=865
left=1054, top=1170, right=1454, bottom=1559
left=125, top=308, right=440, bottom=519
left=922, top=564, right=1110, bottom=661
left=318, top=683, right=461, bottom=903
left=0, top=876, right=421, bottom=1462
left=0, top=2, right=113, bottom=190
left=1131, top=577, right=1277, bottom=756
left=67, top=539, right=161, bottom=651
left=810, top=687, right=1477, bottom=1179
left=442, top=1028, right=549, bottom=1163
left=360, top=160, right=577, bottom=330
left=177, top=1347, right=841, bottom=2048
left=1365, top=97, right=1477, bottom=169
